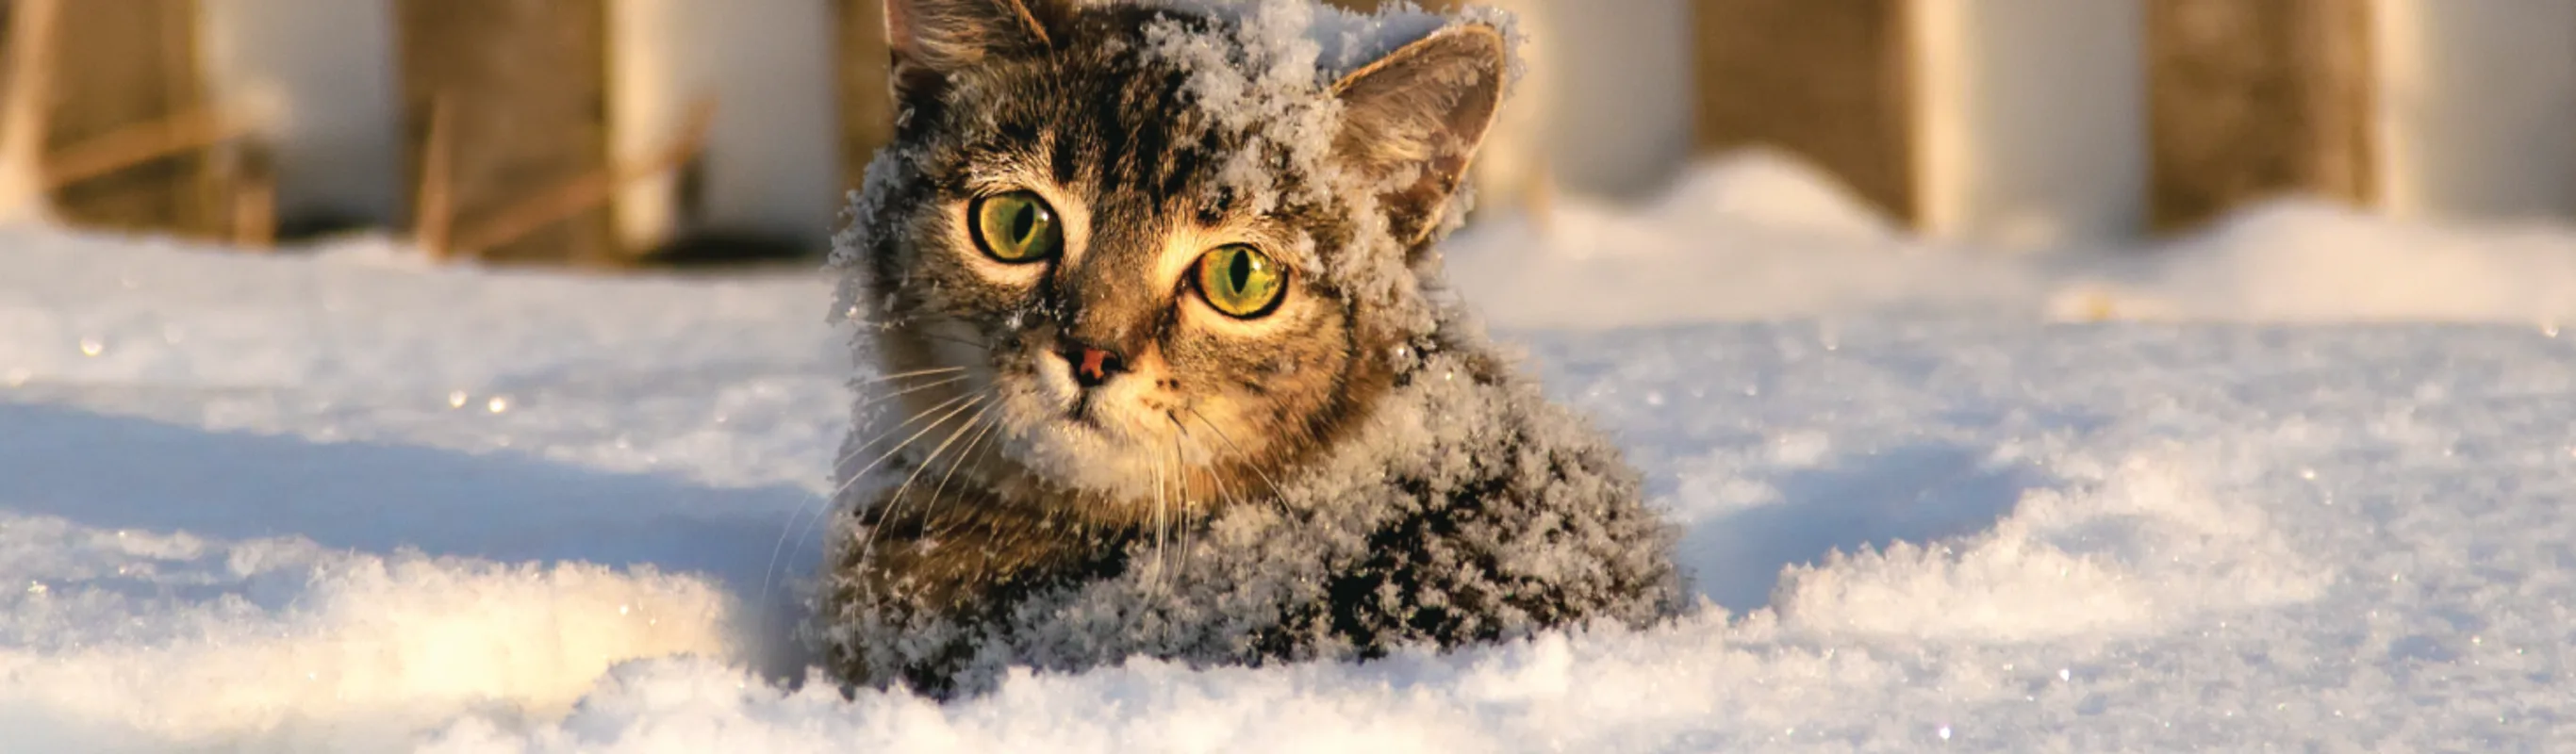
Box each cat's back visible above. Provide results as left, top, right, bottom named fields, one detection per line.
left=1279, top=323, right=1684, bottom=649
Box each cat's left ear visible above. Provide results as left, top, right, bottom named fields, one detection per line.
left=1329, top=24, right=1508, bottom=247
left=883, top=0, right=1072, bottom=102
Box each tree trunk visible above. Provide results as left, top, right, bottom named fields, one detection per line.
left=834, top=0, right=897, bottom=205
left=47, top=0, right=226, bottom=237
left=396, top=0, right=617, bottom=264
left=1693, top=0, right=1918, bottom=224
left=2148, top=0, right=2376, bottom=231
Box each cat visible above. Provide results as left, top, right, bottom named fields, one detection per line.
left=820, top=0, right=1683, bottom=698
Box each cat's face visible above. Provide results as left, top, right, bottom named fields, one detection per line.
left=843, top=0, right=1503, bottom=522
left=879, top=132, right=1362, bottom=505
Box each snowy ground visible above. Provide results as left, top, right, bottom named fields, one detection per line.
left=8, top=159, right=2576, bottom=750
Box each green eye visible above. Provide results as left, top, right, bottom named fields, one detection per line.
left=970, top=190, right=1062, bottom=263
left=1195, top=244, right=1286, bottom=319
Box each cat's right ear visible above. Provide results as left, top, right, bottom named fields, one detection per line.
left=883, top=0, right=1066, bottom=102
left=1329, top=24, right=1509, bottom=248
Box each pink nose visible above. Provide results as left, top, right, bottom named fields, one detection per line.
left=1071, top=345, right=1125, bottom=387
left=1078, top=348, right=1111, bottom=382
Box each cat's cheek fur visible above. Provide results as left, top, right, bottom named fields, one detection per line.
left=1163, top=294, right=1357, bottom=458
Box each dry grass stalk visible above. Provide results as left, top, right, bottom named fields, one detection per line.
left=448, top=96, right=717, bottom=262
left=43, top=107, right=249, bottom=189
left=0, top=0, right=61, bottom=220
left=415, top=92, right=456, bottom=260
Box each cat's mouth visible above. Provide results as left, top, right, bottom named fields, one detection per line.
left=1062, top=391, right=1106, bottom=427
left=1029, top=349, right=1142, bottom=440
left=1053, top=387, right=1172, bottom=442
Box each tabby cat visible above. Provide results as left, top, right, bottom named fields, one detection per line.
left=822, top=0, right=1681, bottom=697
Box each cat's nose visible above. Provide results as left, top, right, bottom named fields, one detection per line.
left=1062, top=341, right=1127, bottom=387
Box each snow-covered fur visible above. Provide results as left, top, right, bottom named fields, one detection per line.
left=822, top=0, right=1682, bottom=697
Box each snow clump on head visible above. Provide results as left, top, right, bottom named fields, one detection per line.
left=1130, top=0, right=1521, bottom=325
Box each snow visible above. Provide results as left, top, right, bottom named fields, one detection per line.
left=1446, top=154, right=2576, bottom=328
left=9, top=152, right=2576, bottom=749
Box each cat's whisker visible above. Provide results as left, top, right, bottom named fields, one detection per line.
left=925, top=404, right=1002, bottom=517
left=936, top=418, right=1003, bottom=536
left=850, top=398, right=987, bottom=573
left=849, top=373, right=970, bottom=415
left=1148, top=451, right=1167, bottom=597
left=822, top=378, right=975, bottom=478
left=900, top=329, right=1001, bottom=352
left=764, top=389, right=984, bottom=609
left=829, top=375, right=979, bottom=467
left=851, top=366, right=966, bottom=387
left=1187, top=406, right=1286, bottom=506
left=860, top=396, right=993, bottom=563
left=1171, top=416, right=1203, bottom=586
left=825, top=390, right=984, bottom=501
left=1167, top=425, right=1185, bottom=591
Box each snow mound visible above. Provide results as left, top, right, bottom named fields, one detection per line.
left=1448, top=153, right=2576, bottom=328
left=1441, top=153, right=2026, bottom=327
left=2054, top=200, right=2576, bottom=323
left=1777, top=453, right=2327, bottom=644
left=1646, top=147, right=1899, bottom=241
left=1, top=516, right=732, bottom=751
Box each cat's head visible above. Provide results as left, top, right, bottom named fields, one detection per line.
left=838, top=0, right=1507, bottom=520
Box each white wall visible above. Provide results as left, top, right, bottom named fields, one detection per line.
left=199, top=0, right=403, bottom=224
left=1527, top=0, right=1695, bottom=199
left=615, top=0, right=842, bottom=249
left=612, top=0, right=685, bottom=250
left=1914, top=0, right=2146, bottom=246
left=2374, top=0, right=2576, bottom=222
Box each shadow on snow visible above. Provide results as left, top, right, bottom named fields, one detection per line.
left=0, top=401, right=830, bottom=673
left=1681, top=442, right=2045, bottom=614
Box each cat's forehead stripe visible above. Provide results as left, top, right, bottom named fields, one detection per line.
left=1014, top=60, right=1220, bottom=215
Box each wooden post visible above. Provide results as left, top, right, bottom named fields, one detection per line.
left=0, top=0, right=59, bottom=221
left=2148, top=0, right=2376, bottom=231
left=1693, top=0, right=1918, bottom=224
left=834, top=0, right=898, bottom=203
left=396, top=0, right=617, bottom=265
left=1690, top=0, right=1916, bottom=222
left=45, top=0, right=228, bottom=237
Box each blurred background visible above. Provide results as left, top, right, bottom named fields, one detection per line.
left=0, top=0, right=2567, bottom=268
